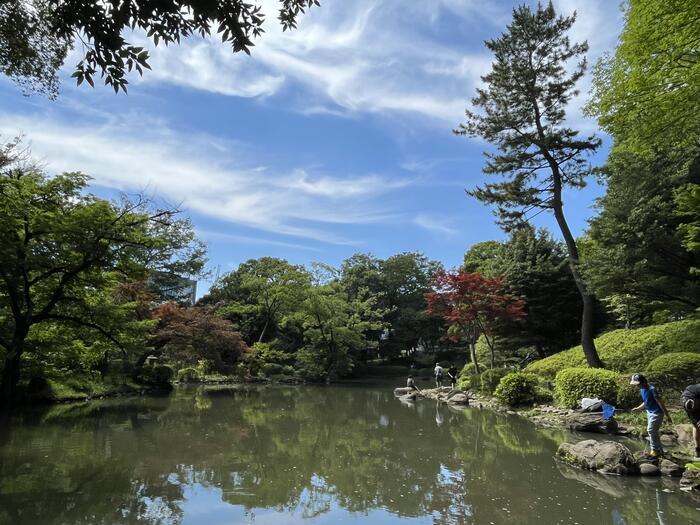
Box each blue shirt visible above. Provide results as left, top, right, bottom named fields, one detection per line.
left=640, top=386, right=662, bottom=414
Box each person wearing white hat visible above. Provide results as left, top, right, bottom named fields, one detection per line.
left=630, top=373, right=672, bottom=458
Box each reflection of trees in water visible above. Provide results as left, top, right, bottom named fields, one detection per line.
left=1, top=387, right=698, bottom=525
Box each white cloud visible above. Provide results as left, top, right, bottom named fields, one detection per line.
left=414, top=214, right=458, bottom=236
left=98, top=0, right=621, bottom=129
left=0, top=113, right=409, bottom=244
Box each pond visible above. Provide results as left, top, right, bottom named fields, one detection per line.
left=0, top=384, right=697, bottom=524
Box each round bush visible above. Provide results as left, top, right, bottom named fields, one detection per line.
left=525, top=319, right=700, bottom=379
left=494, top=372, right=539, bottom=406
left=138, top=364, right=174, bottom=385
left=479, top=367, right=511, bottom=395
left=262, top=362, right=285, bottom=376
left=554, top=368, right=619, bottom=408
left=645, top=352, right=700, bottom=392
left=177, top=367, right=201, bottom=383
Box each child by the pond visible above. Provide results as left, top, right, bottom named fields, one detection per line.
left=681, top=383, right=700, bottom=460
left=447, top=365, right=458, bottom=389
left=406, top=375, right=419, bottom=392
left=630, top=373, right=673, bottom=458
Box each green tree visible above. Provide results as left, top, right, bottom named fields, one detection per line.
left=490, top=226, right=582, bottom=358
left=206, top=257, right=311, bottom=344
left=0, top=0, right=319, bottom=98
left=455, top=2, right=603, bottom=367
left=0, top=141, right=205, bottom=403
left=581, top=152, right=699, bottom=324
left=675, top=182, right=700, bottom=258
left=585, top=0, right=700, bottom=154
left=294, top=283, right=385, bottom=380
left=379, top=252, right=443, bottom=357
left=462, top=241, right=502, bottom=274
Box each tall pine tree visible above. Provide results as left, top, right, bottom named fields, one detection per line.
left=455, top=2, right=603, bottom=367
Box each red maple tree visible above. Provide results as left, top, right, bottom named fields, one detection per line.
left=425, top=270, right=526, bottom=373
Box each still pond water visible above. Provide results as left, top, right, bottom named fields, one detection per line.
left=0, top=384, right=698, bottom=524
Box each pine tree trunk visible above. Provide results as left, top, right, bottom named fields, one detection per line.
left=551, top=183, right=603, bottom=368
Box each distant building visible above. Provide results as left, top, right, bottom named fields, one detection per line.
left=148, top=271, right=197, bottom=306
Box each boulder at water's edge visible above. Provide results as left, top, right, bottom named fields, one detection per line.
left=556, top=439, right=639, bottom=475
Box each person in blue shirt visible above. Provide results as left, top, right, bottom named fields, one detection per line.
left=630, top=373, right=673, bottom=458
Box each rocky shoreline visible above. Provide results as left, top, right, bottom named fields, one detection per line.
left=393, top=385, right=700, bottom=494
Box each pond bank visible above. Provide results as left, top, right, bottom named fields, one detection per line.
left=396, top=385, right=698, bottom=465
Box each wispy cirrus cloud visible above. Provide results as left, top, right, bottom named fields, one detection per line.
left=102, top=0, right=621, bottom=127
left=414, top=214, right=459, bottom=236
left=0, top=112, right=409, bottom=244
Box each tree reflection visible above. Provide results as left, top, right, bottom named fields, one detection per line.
left=0, top=386, right=697, bottom=525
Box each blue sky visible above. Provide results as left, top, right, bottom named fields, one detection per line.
left=0, top=0, right=623, bottom=294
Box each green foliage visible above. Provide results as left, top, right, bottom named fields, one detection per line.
left=462, top=241, right=502, bottom=275
left=585, top=0, right=700, bottom=154
left=261, top=363, right=285, bottom=376
left=581, top=152, right=699, bottom=323
left=554, top=368, right=619, bottom=408
left=176, top=367, right=201, bottom=383
left=1, top=1, right=318, bottom=97
left=526, top=320, right=700, bottom=378
left=136, top=364, right=174, bottom=386
left=292, top=282, right=386, bottom=381
left=0, top=142, right=205, bottom=399
left=494, top=372, right=539, bottom=407
left=675, top=183, right=700, bottom=257
left=646, top=353, right=700, bottom=394
left=457, top=362, right=479, bottom=390
left=478, top=368, right=511, bottom=395
left=207, top=257, right=312, bottom=344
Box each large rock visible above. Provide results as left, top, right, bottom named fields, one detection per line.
left=639, top=463, right=661, bottom=476
left=680, top=465, right=700, bottom=492
left=674, top=424, right=695, bottom=446
left=446, top=393, right=470, bottom=406
left=556, top=439, right=639, bottom=475
left=659, top=459, right=684, bottom=478
left=399, top=393, right=417, bottom=403
left=565, top=412, right=619, bottom=434
left=394, top=387, right=416, bottom=396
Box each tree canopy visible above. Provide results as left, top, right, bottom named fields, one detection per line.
left=0, top=0, right=319, bottom=97
left=586, top=0, right=700, bottom=154
left=0, top=140, right=205, bottom=402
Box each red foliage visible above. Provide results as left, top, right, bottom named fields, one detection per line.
left=425, top=270, right=526, bottom=343
left=151, top=303, right=249, bottom=372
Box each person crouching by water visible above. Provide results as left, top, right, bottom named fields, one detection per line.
left=434, top=363, right=445, bottom=388
left=407, top=375, right=420, bottom=392
left=630, top=373, right=673, bottom=458
left=447, top=365, right=458, bottom=389
left=681, top=383, right=700, bottom=460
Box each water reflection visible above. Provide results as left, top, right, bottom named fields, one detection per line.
left=0, top=385, right=697, bottom=524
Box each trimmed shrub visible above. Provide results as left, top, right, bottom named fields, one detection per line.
left=494, top=372, right=539, bottom=406
left=478, top=367, right=511, bottom=395
left=137, top=364, right=174, bottom=385
left=554, top=368, right=619, bottom=408
left=526, top=319, right=700, bottom=378
left=262, top=362, right=285, bottom=376
left=645, top=352, right=700, bottom=393
left=177, top=367, right=201, bottom=383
